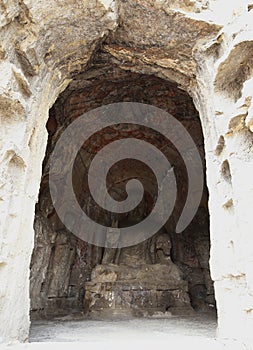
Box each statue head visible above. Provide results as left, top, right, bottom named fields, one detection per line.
left=156, top=232, right=172, bottom=256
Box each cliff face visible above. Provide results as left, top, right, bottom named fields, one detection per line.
left=0, top=0, right=253, bottom=344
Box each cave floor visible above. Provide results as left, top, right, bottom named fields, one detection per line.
left=2, top=313, right=244, bottom=350
left=29, top=313, right=217, bottom=343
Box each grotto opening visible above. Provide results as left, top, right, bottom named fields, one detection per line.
left=29, top=52, right=216, bottom=320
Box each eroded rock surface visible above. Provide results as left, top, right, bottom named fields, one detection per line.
left=0, top=0, right=253, bottom=345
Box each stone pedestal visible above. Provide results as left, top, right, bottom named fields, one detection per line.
left=84, top=263, right=193, bottom=317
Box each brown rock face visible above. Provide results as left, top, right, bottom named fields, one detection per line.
left=106, top=0, right=220, bottom=85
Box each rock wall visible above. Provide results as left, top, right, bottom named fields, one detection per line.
left=194, top=10, right=253, bottom=339
left=0, top=0, right=253, bottom=345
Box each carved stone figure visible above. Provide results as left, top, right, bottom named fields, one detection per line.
left=85, top=215, right=192, bottom=316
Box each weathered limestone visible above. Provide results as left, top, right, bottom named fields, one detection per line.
left=84, top=264, right=192, bottom=317
left=192, top=9, right=253, bottom=341
left=0, top=0, right=118, bottom=342
left=0, top=0, right=253, bottom=346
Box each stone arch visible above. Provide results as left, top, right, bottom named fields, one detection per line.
left=30, top=66, right=213, bottom=318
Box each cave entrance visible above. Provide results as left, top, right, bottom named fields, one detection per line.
left=30, top=55, right=216, bottom=322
